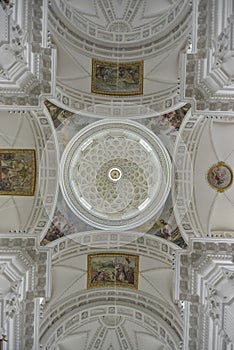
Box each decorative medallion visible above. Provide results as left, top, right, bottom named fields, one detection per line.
left=87, top=253, right=139, bottom=289
left=60, top=119, right=171, bottom=230
left=207, top=162, right=233, bottom=192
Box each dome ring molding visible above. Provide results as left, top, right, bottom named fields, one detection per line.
left=59, top=119, right=171, bottom=230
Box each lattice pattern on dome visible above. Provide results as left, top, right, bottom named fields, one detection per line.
left=73, top=132, right=160, bottom=218
left=97, top=158, right=148, bottom=207
left=77, top=136, right=153, bottom=214
left=60, top=120, right=171, bottom=230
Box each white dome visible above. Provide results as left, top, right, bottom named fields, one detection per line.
left=60, top=119, right=171, bottom=230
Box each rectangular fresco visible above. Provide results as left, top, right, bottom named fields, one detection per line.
left=91, top=59, right=144, bottom=95
left=0, top=149, right=36, bottom=195
left=87, top=253, right=139, bottom=289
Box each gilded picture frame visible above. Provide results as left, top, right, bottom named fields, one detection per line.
left=207, top=161, right=233, bottom=192
left=0, top=149, right=36, bottom=195
left=91, top=59, right=144, bottom=96
left=87, top=253, right=139, bottom=289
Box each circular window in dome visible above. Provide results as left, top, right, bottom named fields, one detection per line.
left=60, top=119, right=171, bottom=230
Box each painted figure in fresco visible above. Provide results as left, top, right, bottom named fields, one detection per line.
left=91, top=257, right=135, bottom=285
left=0, top=180, right=11, bottom=190
left=159, top=219, right=172, bottom=239
left=116, top=263, right=126, bottom=281
left=91, top=269, right=100, bottom=283
left=95, top=63, right=140, bottom=89
left=0, top=0, right=14, bottom=9
left=42, top=209, right=76, bottom=244
left=144, top=104, right=191, bottom=145
left=127, top=267, right=134, bottom=284
left=0, top=332, right=7, bottom=350
left=211, top=166, right=226, bottom=186
left=88, top=254, right=138, bottom=289
left=96, top=65, right=113, bottom=81
left=44, top=100, right=73, bottom=128
left=0, top=151, right=35, bottom=195
left=115, top=257, right=134, bottom=284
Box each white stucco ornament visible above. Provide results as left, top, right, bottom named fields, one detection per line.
left=60, top=119, right=171, bottom=230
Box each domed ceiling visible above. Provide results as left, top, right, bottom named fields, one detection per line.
left=42, top=101, right=190, bottom=247
left=60, top=119, right=171, bottom=230
left=1, top=0, right=234, bottom=349
left=43, top=0, right=192, bottom=244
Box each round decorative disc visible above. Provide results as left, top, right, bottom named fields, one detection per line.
left=207, top=162, right=233, bottom=192
left=60, top=119, right=171, bottom=230
left=108, top=167, right=122, bottom=182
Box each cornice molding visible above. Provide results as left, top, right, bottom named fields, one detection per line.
left=0, top=234, right=51, bottom=350
left=48, top=0, right=192, bottom=59
left=180, top=0, right=234, bottom=114
left=40, top=289, right=182, bottom=350
left=0, top=0, right=56, bottom=109
left=175, top=238, right=234, bottom=350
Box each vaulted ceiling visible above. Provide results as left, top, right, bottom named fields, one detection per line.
left=0, top=1, right=234, bottom=350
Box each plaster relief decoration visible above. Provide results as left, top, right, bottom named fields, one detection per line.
left=174, top=115, right=234, bottom=240
left=59, top=119, right=171, bottom=230
left=42, top=101, right=190, bottom=248
left=0, top=234, right=51, bottom=349
left=0, top=149, right=36, bottom=195
left=207, top=161, right=233, bottom=192
left=0, top=0, right=56, bottom=109
left=181, top=0, right=234, bottom=112
left=175, top=238, right=234, bottom=350
left=87, top=253, right=139, bottom=289
left=91, top=59, right=144, bottom=95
